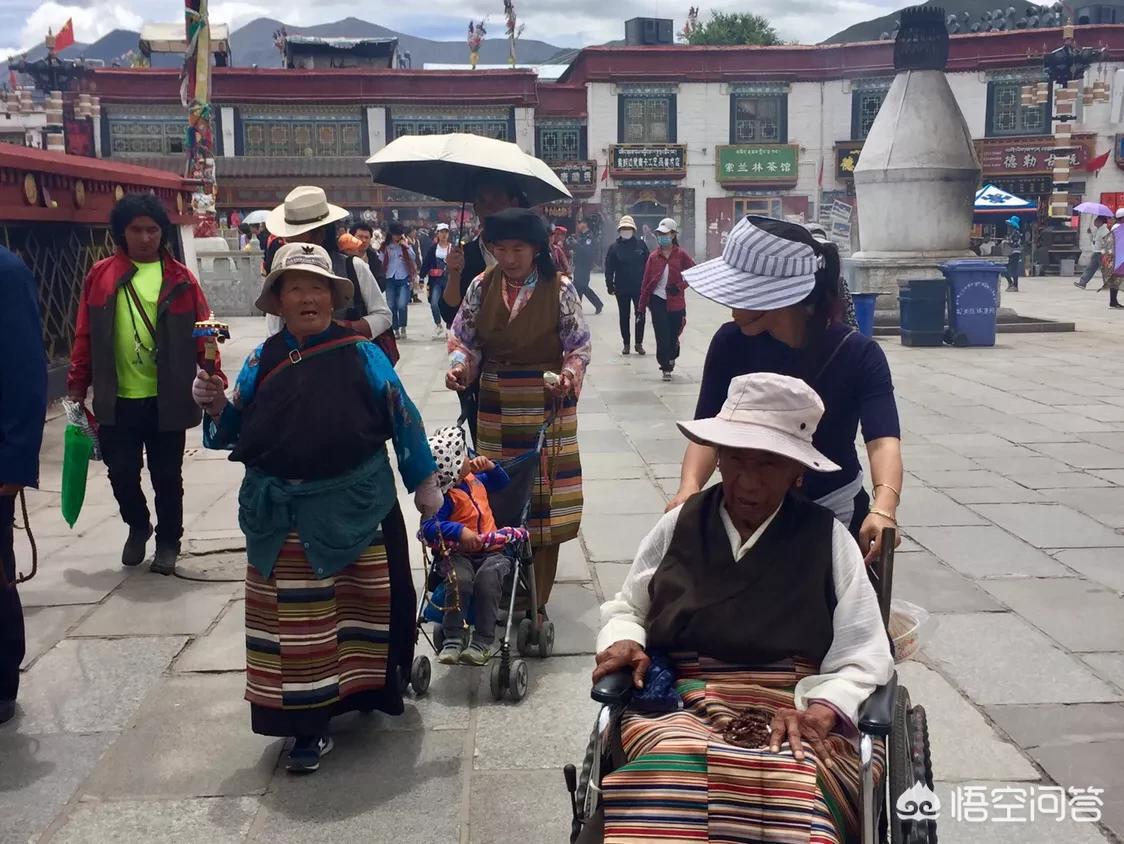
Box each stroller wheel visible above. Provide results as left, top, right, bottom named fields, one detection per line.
left=516, top=617, right=534, bottom=657
left=432, top=626, right=445, bottom=651
left=508, top=658, right=530, bottom=702
left=489, top=659, right=506, bottom=701
left=537, top=620, right=556, bottom=659
left=411, top=656, right=432, bottom=697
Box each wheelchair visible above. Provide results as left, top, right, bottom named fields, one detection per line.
left=562, top=528, right=937, bottom=844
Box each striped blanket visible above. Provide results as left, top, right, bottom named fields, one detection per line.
left=245, top=533, right=391, bottom=712
left=476, top=365, right=582, bottom=546
left=603, top=655, right=884, bottom=844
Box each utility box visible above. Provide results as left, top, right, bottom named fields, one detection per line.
left=624, top=18, right=674, bottom=46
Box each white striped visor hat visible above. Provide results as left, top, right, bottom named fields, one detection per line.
left=682, top=216, right=823, bottom=311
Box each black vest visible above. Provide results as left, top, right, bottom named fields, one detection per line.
left=646, top=486, right=837, bottom=666
left=230, top=323, right=391, bottom=480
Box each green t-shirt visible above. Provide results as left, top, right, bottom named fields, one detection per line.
left=114, top=261, right=162, bottom=398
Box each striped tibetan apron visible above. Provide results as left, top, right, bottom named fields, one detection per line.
left=602, top=655, right=885, bottom=844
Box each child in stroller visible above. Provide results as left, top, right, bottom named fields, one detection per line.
left=422, top=426, right=527, bottom=666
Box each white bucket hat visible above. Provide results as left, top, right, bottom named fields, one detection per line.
left=656, top=217, right=678, bottom=234
left=266, top=186, right=349, bottom=238
left=678, top=372, right=840, bottom=473
left=256, top=243, right=353, bottom=316
left=682, top=216, right=822, bottom=311
left=427, top=426, right=468, bottom=494
left=617, top=215, right=637, bottom=231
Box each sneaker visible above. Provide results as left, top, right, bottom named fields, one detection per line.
left=434, top=323, right=446, bottom=339
left=150, top=543, right=178, bottom=576
left=635, top=344, right=646, bottom=356
left=1074, top=280, right=1088, bottom=289
left=1006, top=284, right=1018, bottom=292
left=621, top=344, right=630, bottom=355
left=122, top=524, right=153, bottom=567
left=1110, top=302, right=1124, bottom=310
left=287, top=735, right=334, bottom=773
left=459, top=641, right=495, bottom=666
left=438, top=641, right=463, bottom=665
left=661, top=371, right=673, bottom=382
left=400, top=327, right=407, bottom=340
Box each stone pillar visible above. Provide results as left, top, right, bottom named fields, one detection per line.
left=513, top=107, right=535, bottom=155
left=220, top=106, right=235, bottom=156
left=366, top=107, right=387, bottom=155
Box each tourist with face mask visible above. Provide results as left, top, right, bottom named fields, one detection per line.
left=605, top=214, right=650, bottom=356
left=68, top=194, right=223, bottom=576
left=669, top=216, right=904, bottom=564
left=639, top=218, right=695, bottom=381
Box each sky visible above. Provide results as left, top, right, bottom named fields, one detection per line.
left=1, top=0, right=900, bottom=60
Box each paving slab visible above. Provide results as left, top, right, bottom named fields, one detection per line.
left=971, top=504, right=1124, bottom=549
left=545, top=582, right=599, bottom=655
left=907, top=526, right=1071, bottom=579
left=1025, top=740, right=1124, bottom=841
left=367, top=661, right=479, bottom=732
left=593, top=562, right=630, bottom=602
left=82, top=673, right=279, bottom=799
left=984, top=703, right=1124, bottom=749
left=249, top=728, right=465, bottom=843
left=896, top=662, right=1038, bottom=782
left=1081, top=653, right=1124, bottom=692
left=976, top=454, right=1087, bottom=485
left=555, top=539, right=592, bottom=582
left=1039, top=487, right=1124, bottom=529
left=50, top=797, right=260, bottom=844
left=0, top=731, right=117, bottom=844
left=897, top=487, right=988, bottom=528
left=893, top=551, right=1004, bottom=613
left=930, top=781, right=1113, bottom=844
left=13, top=636, right=187, bottom=735
left=922, top=613, right=1121, bottom=705
left=1011, top=472, right=1116, bottom=490
left=579, top=453, right=647, bottom=481
left=474, top=656, right=600, bottom=770
left=917, top=470, right=1022, bottom=489
left=17, top=552, right=137, bottom=607
left=941, top=486, right=1046, bottom=504
left=980, top=579, right=1124, bottom=653
left=469, top=769, right=573, bottom=844
left=576, top=428, right=636, bottom=454
left=175, top=599, right=246, bottom=673
left=73, top=575, right=240, bottom=636
left=20, top=604, right=89, bottom=667
left=1029, top=441, right=1124, bottom=470
left=580, top=513, right=654, bottom=562
left=582, top=478, right=667, bottom=516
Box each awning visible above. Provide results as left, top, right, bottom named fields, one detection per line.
left=139, top=22, right=231, bottom=56
left=974, top=184, right=1037, bottom=221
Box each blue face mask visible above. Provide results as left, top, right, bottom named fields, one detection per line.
left=656, top=234, right=673, bottom=248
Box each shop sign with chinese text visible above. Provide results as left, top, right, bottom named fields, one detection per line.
left=715, top=144, right=799, bottom=185
left=610, top=144, right=687, bottom=178
left=551, top=161, right=597, bottom=197
left=835, top=143, right=864, bottom=180
left=975, top=136, right=1092, bottom=175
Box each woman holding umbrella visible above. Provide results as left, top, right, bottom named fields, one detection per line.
left=445, top=208, right=591, bottom=619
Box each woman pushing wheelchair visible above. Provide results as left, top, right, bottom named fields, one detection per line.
left=589, top=371, right=894, bottom=843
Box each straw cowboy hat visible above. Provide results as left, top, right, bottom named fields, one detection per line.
left=678, top=372, right=840, bottom=472
left=256, top=243, right=353, bottom=316
left=265, top=186, right=349, bottom=238
left=682, top=216, right=822, bottom=311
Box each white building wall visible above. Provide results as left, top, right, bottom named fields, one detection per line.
left=586, top=81, right=616, bottom=206
left=366, top=106, right=387, bottom=154
left=513, top=106, right=536, bottom=154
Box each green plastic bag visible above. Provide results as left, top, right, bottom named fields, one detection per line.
left=61, top=423, right=94, bottom=528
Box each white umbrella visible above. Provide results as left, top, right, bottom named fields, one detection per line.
left=366, top=133, right=572, bottom=206
left=241, top=209, right=270, bottom=226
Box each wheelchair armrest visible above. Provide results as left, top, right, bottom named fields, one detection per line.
left=591, top=670, right=636, bottom=706
left=857, top=672, right=898, bottom=737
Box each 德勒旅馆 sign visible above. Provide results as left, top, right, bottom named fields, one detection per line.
left=715, top=144, right=799, bottom=185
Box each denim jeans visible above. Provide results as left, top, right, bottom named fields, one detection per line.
left=387, top=277, right=410, bottom=330
left=1079, top=254, right=1102, bottom=286
left=428, top=278, right=447, bottom=325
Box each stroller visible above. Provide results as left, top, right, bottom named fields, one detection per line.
left=406, top=413, right=560, bottom=703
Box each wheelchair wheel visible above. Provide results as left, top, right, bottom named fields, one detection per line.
left=410, top=656, right=431, bottom=697
left=907, top=705, right=937, bottom=844
left=888, top=688, right=938, bottom=844
left=537, top=620, right=556, bottom=659
left=516, top=617, right=534, bottom=656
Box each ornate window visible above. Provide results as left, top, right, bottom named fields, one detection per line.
left=390, top=107, right=511, bottom=141
left=851, top=90, right=887, bottom=140
left=241, top=108, right=364, bottom=157
left=730, top=95, right=786, bottom=144
left=536, top=124, right=584, bottom=162
left=986, top=80, right=1050, bottom=137
left=619, top=94, right=675, bottom=144
left=108, top=116, right=185, bottom=156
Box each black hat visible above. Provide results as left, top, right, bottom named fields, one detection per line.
left=482, top=208, right=549, bottom=247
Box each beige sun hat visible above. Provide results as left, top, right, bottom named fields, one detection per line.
left=677, top=372, right=840, bottom=473
left=656, top=217, right=679, bottom=234
left=265, top=186, right=349, bottom=238
left=256, top=243, right=353, bottom=316
left=617, top=214, right=637, bottom=231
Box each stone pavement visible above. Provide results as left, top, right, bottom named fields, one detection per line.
left=3, top=273, right=1122, bottom=844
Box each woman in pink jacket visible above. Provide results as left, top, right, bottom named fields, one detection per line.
left=639, top=218, right=695, bottom=381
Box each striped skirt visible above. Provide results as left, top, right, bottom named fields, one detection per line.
left=244, top=521, right=412, bottom=738
left=603, top=655, right=885, bottom=844
left=477, top=365, right=582, bottom=547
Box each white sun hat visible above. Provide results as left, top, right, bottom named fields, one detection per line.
left=256, top=243, right=353, bottom=316
left=677, top=372, right=840, bottom=473
left=681, top=216, right=823, bottom=311
left=265, top=185, right=349, bottom=238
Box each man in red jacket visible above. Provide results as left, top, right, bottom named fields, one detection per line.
left=68, top=194, right=224, bottom=575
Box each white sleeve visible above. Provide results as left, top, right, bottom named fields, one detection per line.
left=793, top=520, right=895, bottom=727
left=595, top=506, right=681, bottom=653
left=265, top=313, right=283, bottom=337
left=355, top=258, right=392, bottom=338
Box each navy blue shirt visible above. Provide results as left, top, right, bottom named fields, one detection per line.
left=0, top=246, right=47, bottom=488
left=695, top=321, right=900, bottom=501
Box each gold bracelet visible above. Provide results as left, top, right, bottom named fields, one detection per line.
left=868, top=507, right=898, bottom=524
left=872, top=483, right=901, bottom=501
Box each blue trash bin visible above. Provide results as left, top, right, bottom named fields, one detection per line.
left=851, top=292, right=880, bottom=337
left=939, top=260, right=1004, bottom=347
left=898, top=279, right=946, bottom=346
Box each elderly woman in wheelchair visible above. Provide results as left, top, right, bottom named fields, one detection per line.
left=569, top=372, right=903, bottom=844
